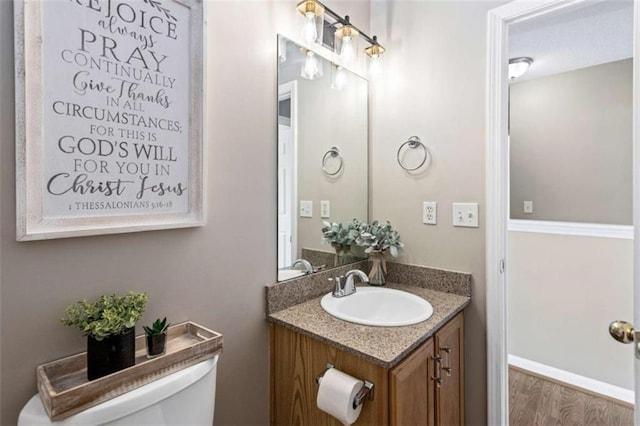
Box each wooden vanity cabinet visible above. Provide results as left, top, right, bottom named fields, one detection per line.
left=269, top=324, right=389, bottom=425
left=390, top=311, right=465, bottom=426
left=389, top=335, right=436, bottom=425
left=270, top=311, right=464, bottom=426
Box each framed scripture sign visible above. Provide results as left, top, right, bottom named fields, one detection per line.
left=14, top=0, right=205, bottom=241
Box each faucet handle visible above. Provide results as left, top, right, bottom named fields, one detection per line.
left=330, top=277, right=344, bottom=297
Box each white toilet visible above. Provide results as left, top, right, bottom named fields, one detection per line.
left=18, top=355, right=218, bottom=426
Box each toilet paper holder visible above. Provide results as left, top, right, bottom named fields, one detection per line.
left=315, top=363, right=375, bottom=409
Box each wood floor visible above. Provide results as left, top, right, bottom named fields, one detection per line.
left=509, top=367, right=634, bottom=426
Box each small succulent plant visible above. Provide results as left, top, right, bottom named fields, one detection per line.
left=143, top=317, right=170, bottom=336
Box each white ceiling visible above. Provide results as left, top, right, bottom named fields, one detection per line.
left=509, top=0, right=633, bottom=82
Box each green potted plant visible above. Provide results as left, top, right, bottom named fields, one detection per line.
left=322, top=219, right=363, bottom=266
left=61, top=291, right=148, bottom=380
left=143, top=317, right=170, bottom=358
left=356, top=220, right=404, bottom=285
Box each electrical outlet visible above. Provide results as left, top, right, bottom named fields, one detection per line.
left=299, top=200, right=313, bottom=218
left=423, top=201, right=437, bottom=225
left=453, top=203, right=479, bottom=228
left=320, top=200, right=330, bottom=218
left=523, top=201, right=533, bottom=214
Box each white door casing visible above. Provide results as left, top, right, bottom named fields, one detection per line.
left=486, top=0, right=639, bottom=424
left=278, top=81, right=298, bottom=270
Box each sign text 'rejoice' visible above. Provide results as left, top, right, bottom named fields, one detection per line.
left=43, top=0, right=191, bottom=217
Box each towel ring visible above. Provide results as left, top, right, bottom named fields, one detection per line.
left=322, top=146, right=343, bottom=176
left=397, top=136, right=428, bottom=171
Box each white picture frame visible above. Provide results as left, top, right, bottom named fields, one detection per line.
left=14, top=0, right=205, bottom=241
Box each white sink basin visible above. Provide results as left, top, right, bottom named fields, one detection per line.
left=320, top=287, right=433, bottom=327
left=278, top=269, right=307, bottom=281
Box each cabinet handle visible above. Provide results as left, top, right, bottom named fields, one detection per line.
left=440, top=346, right=452, bottom=376
left=430, top=355, right=442, bottom=387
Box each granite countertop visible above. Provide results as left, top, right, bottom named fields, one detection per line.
left=267, top=283, right=470, bottom=368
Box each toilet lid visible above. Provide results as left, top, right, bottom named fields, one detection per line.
left=18, top=356, right=218, bottom=425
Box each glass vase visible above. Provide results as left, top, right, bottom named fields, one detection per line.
left=339, top=245, right=353, bottom=265
left=368, top=251, right=387, bottom=286
left=333, top=245, right=343, bottom=267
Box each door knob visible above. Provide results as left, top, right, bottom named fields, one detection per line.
left=609, top=320, right=634, bottom=344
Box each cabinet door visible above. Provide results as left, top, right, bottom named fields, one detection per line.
left=389, top=337, right=435, bottom=426
left=270, top=324, right=389, bottom=425
left=434, top=312, right=464, bottom=426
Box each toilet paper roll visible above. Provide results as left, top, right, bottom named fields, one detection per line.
left=316, top=368, right=364, bottom=425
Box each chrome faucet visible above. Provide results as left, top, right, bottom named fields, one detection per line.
left=331, top=269, right=369, bottom=298
left=292, top=258, right=314, bottom=275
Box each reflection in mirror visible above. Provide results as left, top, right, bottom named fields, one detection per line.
left=277, top=35, right=368, bottom=281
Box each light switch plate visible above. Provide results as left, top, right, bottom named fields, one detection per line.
left=423, top=202, right=437, bottom=225
left=320, top=200, right=330, bottom=218
left=453, top=203, right=479, bottom=228
left=523, top=201, right=533, bottom=214
left=299, top=200, right=313, bottom=218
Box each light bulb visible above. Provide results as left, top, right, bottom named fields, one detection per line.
left=341, top=36, right=356, bottom=66
left=301, top=51, right=319, bottom=80
left=368, top=54, right=382, bottom=81
left=302, top=12, right=317, bottom=44
left=332, top=66, right=346, bottom=90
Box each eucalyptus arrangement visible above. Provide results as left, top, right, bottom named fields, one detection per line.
left=144, top=317, right=171, bottom=358
left=321, top=218, right=363, bottom=265
left=356, top=220, right=404, bottom=285
left=61, top=291, right=148, bottom=380
left=356, top=220, right=404, bottom=257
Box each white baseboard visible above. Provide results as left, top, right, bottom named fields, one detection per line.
left=508, top=354, right=635, bottom=405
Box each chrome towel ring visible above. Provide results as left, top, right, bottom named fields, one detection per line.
left=322, top=146, right=343, bottom=176
left=397, top=136, right=428, bottom=171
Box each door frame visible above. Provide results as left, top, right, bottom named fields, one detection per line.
left=278, top=80, right=298, bottom=269
left=485, top=0, right=640, bottom=424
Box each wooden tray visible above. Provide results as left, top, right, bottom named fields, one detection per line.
left=36, top=321, right=223, bottom=421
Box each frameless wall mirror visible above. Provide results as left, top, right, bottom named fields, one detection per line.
left=277, top=35, right=368, bottom=281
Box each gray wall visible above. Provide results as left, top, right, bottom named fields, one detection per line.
left=510, top=59, right=632, bottom=224
left=508, top=231, right=634, bottom=390
left=0, top=1, right=370, bottom=424
left=369, top=1, right=507, bottom=423
left=1, top=1, right=515, bottom=424
left=296, top=64, right=368, bottom=255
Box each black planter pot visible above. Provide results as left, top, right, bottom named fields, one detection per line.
left=146, top=333, right=167, bottom=358
left=87, top=328, right=135, bottom=381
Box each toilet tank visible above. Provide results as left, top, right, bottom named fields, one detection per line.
left=18, top=355, right=218, bottom=426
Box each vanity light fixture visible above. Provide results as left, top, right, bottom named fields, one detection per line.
left=508, top=57, right=533, bottom=80
left=295, top=0, right=385, bottom=78
left=364, top=36, right=385, bottom=80
left=297, top=0, right=325, bottom=45
left=331, top=64, right=347, bottom=91
left=301, top=49, right=322, bottom=80
left=334, top=17, right=359, bottom=68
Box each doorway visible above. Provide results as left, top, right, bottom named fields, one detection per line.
left=277, top=81, right=298, bottom=269
left=486, top=0, right=639, bottom=424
